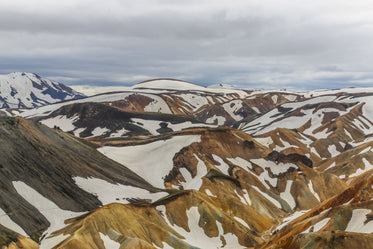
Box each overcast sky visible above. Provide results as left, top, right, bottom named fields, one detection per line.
left=1, top=0, right=373, bottom=93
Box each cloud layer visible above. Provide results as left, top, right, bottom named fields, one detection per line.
left=1, top=0, right=373, bottom=90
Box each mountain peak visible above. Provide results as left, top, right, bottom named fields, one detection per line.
left=0, top=72, right=85, bottom=109
left=8, top=72, right=40, bottom=78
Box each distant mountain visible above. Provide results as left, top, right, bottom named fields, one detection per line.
left=0, top=72, right=85, bottom=109
left=37, top=102, right=213, bottom=138
left=133, top=78, right=209, bottom=91
left=207, top=83, right=237, bottom=89
left=18, top=79, right=302, bottom=138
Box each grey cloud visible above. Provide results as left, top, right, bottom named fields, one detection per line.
left=0, top=9, right=271, bottom=41
left=1, top=0, right=373, bottom=90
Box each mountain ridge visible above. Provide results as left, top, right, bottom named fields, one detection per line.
left=1, top=75, right=373, bottom=248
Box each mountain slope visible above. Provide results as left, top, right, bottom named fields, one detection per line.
left=0, top=116, right=164, bottom=244
left=0, top=225, right=38, bottom=249
left=0, top=72, right=85, bottom=108
left=2, top=83, right=373, bottom=248
left=35, top=102, right=213, bottom=138
left=18, top=80, right=303, bottom=132
left=257, top=172, right=373, bottom=249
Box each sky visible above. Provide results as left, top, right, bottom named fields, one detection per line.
left=1, top=0, right=373, bottom=94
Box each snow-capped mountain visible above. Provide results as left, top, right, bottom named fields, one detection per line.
left=2, top=77, right=373, bottom=249
left=0, top=72, right=85, bottom=108
left=17, top=79, right=302, bottom=138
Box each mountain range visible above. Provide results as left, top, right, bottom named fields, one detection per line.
left=0, top=74, right=373, bottom=249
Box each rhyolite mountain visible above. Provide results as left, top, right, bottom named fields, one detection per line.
left=17, top=78, right=302, bottom=138
left=0, top=72, right=85, bottom=109
left=1, top=78, right=373, bottom=249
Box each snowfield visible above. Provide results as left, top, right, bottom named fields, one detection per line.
left=345, top=209, right=373, bottom=233
left=155, top=205, right=245, bottom=249
left=73, top=177, right=168, bottom=205
left=98, top=135, right=202, bottom=188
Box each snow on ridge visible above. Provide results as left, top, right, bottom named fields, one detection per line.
left=133, top=79, right=207, bottom=91
left=40, top=114, right=79, bottom=132
left=304, top=87, right=373, bottom=97
left=73, top=177, right=168, bottom=205
left=19, top=91, right=167, bottom=118
left=134, top=79, right=251, bottom=97
left=131, top=118, right=213, bottom=136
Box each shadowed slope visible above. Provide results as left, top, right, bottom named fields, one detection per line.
left=0, top=117, right=158, bottom=237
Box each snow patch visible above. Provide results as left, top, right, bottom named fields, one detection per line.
left=346, top=209, right=373, bottom=233
left=313, top=218, right=331, bottom=232
left=205, top=115, right=226, bottom=125
left=179, top=157, right=207, bottom=190
left=110, top=128, right=129, bottom=138
left=328, top=144, right=339, bottom=157
left=252, top=186, right=281, bottom=209
left=280, top=180, right=296, bottom=209
left=349, top=158, right=373, bottom=178
left=73, top=127, right=86, bottom=137
left=89, top=127, right=109, bottom=137
left=274, top=210, right=309, bottom=233
left=222, top=100, right=243, bottom=121
left=308, top=180, right=321, bottom=202
left=254, top=136, right=274, bottom=148
left=12, top=181, right=83, bottom=248
left=0, top=208, right=27, bottom=236
left=98, top=135, right=201, bottom=188
left=251, top=158, right=298, bottom=175
left=73, top=177, right=168, bottom=205
left=100, top=232, right=120, bottom=249
left=234, top=216, right=251, bottom=229
left=360, top=146, right=372, bottom=155
left=205, top=189, right=215, bottom=197
left=40, top=115, right=79, bottom=132
left=271, top=95, right=278, bottom=104
left=212, top=154, right=230, bottom=175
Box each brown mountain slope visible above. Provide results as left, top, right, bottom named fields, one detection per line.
left=0, top=225, right=38, bottom=249
left=316, top=141, right=373, bottom=182
left=34, top=102, right=209, bottom=138
left=48, top=190, right=264, bottom=249
left=20, top=87, right=304, bottom=131
left=257, top=173, right=373, bottom=249
left=68, top=127, right=348, bottom=248
left=2, top=88, right=373, bottom=248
